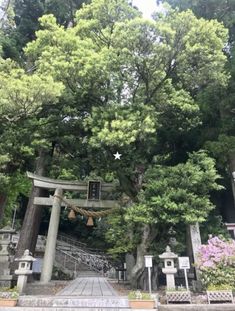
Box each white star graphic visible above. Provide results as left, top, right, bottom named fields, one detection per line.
left=113, top=152, right=122, bottom=160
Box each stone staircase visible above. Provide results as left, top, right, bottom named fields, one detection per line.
left=55, top=234, right=114, bottom=278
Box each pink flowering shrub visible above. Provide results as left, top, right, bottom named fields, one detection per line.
left=197, top=236, right=235, bottom=289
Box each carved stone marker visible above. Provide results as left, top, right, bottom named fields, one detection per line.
left=0, top=226, right=15, bottom=286
left=189, top=222, right=201, bottom=280
left=125, top=253, right=135, bottom=281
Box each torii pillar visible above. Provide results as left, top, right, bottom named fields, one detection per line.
left=40, top=188, right=63, bottom=283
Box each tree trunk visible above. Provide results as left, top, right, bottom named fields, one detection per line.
left=0, top=194, right=7, bottom=225
left=138, top=269, right=148, bottom=290
left=15, top=148, right=52, bottom=258
left=130, top=224, right=150, bottom=288
left=138, top=264, right=159, bottom=291
left=151, top=264, right=159, bottom=291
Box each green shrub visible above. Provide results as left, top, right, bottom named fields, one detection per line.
left=0, top=287, right=19, bottom=299
left=166, top=287, right=188, bottom=292
left=128, top=290, right=152, bottom=300
left=207, top=284, right=233, bottom=291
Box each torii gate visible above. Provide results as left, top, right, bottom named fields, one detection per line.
left=27, top=172, right=119, bottom=283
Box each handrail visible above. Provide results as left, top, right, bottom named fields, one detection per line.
left=56, top=247, right=103, bottom=274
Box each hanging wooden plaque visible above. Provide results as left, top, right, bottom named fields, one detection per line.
left=87, top=181, right=101, bottom=200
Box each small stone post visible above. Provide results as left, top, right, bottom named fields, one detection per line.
left=159, top=246, right=178, bottom=290
left=15, top=249, right=35, bottom=294
left=40, top=188, right=63, bottom=283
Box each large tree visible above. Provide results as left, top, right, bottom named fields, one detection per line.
left=23, top=0, right=228, bottom=285
left=0, top=56, right=64, bottom=252
left=0, top=0, right=89, bottom=255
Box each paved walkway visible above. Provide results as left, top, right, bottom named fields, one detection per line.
left=57, top=277, right=118, bottom=297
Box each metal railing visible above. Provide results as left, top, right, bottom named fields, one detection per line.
left=56, top=237, right=113, bottom=277
left=55, top=247, right=109, bottom=276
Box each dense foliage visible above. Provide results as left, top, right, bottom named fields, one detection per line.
left=163, top=0, right=235, bottom=222
left=127, top=151, right=222, bottom=225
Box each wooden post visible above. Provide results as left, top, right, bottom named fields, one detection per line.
left=40, top=188, right=63, bottom=283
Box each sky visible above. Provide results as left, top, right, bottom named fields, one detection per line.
left=0, top=0, right=163, bottom=22
left=132, top=0, right=159, bottom=19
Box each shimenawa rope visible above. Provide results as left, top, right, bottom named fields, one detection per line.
left=54, top=194, right=119, bottom=218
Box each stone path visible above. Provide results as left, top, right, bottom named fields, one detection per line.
left=57, top=277, right=118, bottom=297
left=18, top=277, right=127, bottom=308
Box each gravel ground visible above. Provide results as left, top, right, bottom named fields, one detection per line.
left=109, top=281, right=131, bottom=296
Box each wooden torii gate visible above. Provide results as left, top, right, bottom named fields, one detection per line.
left=27, top=172, right=119, bottom=283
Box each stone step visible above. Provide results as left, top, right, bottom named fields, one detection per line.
left=0, top=308, right=155, bottom=311
left=158, top=305, right=235, bottom=311
left=77, top=271, right=101, bottom=277
left=3, top=305, right=235, bottom=311
left=18, top=296, right=130, bottom=308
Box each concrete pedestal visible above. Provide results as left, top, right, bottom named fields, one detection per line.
left=16, top=273, right=31, bottom=293
left=162, top=268, right=177, bottom=289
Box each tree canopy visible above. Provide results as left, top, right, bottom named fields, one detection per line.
left=0, top=0, right=231, bottom=287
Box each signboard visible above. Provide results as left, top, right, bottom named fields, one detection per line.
left=32, top=258, right=42, bottom=273
left=144, top=255, right=153, bottom=268
left=178, top=257, right=190, bottom=270
left=88, top=181, right=101, bottom=200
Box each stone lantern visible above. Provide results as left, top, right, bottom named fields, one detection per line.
left=159, top=246, right=178, bottom=290
left=15, top=249, right=36, bottom=294
left=0, top=226, right=15, bottom=286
